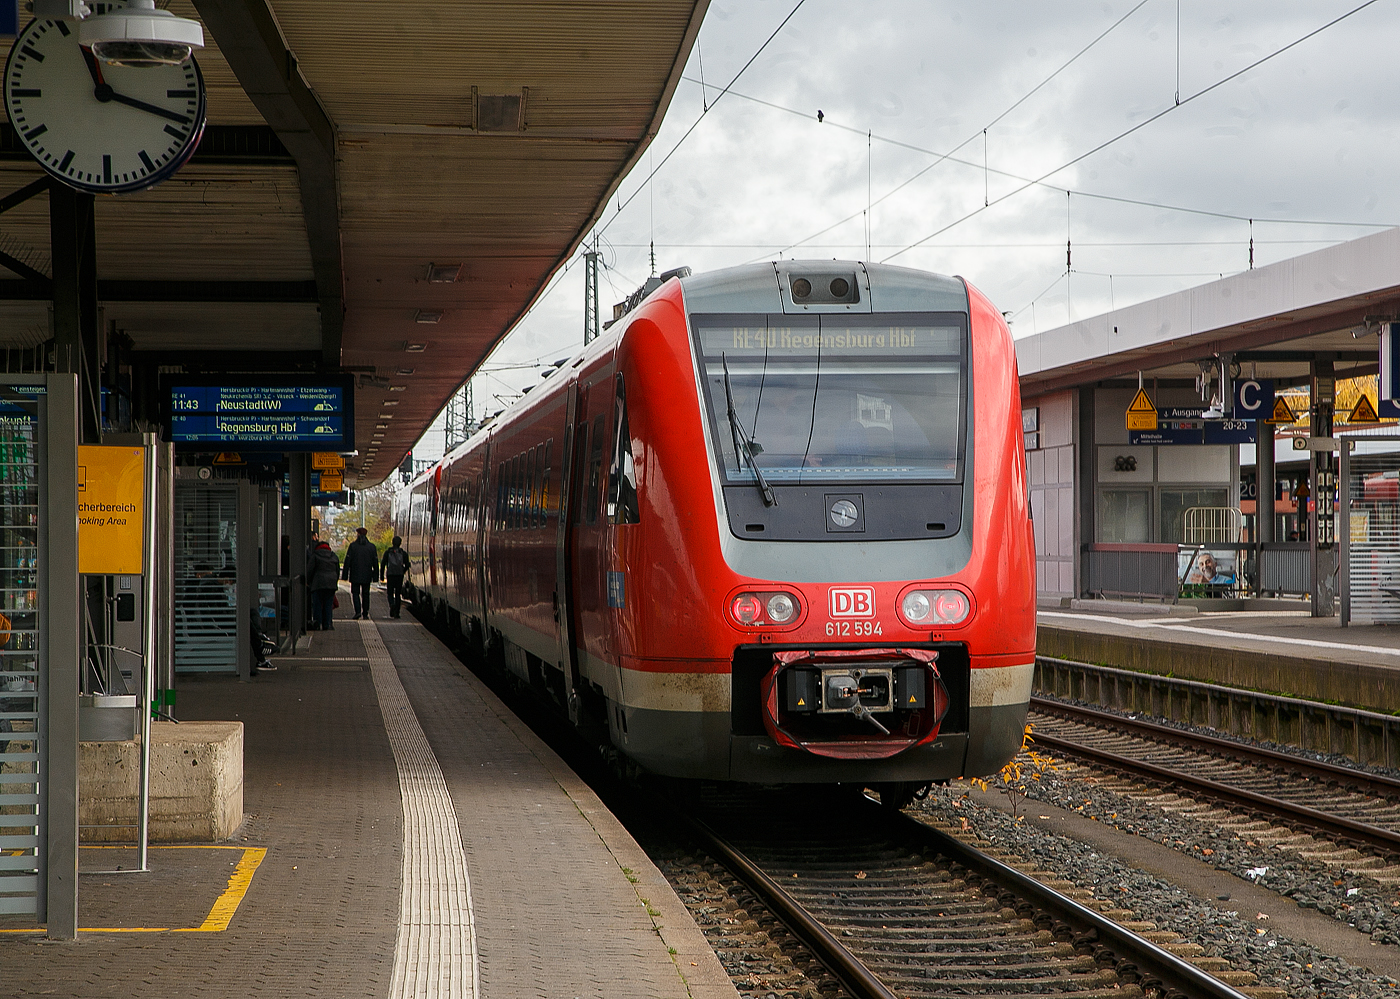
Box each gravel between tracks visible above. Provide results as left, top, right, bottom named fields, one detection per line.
left=915, top=747, right=1400, bottom=998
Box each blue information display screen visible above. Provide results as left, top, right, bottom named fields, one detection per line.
left=166, top=380, right=354, bottom=451
left=1130, top=408, right=1256, bottom=446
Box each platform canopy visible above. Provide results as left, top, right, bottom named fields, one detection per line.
left=0, top=0, right=708, bottom=484
left=1015, top=225, right=1400, bottom=395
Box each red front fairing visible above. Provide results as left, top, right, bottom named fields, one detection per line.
left=402, top=262, right=1036, bottom=778
left=605, top=278, right=1035, bottom=675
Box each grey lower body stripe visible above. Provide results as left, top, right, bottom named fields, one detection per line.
left=361, top=620, right=480, bottom=999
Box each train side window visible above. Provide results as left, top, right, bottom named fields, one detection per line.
left=501, top=456, right=512, bottom=528
left=585, top=414, right=605, bottom=524
left=525, top=447, right=537, bottom=530
left=496, top=461, right=506, bottom=530
left=515, top=453, right=526, bottom=531
left=571, top=424, right=589, bottom=525
left=512, top=454, right=523, bottom=530
left=506, top=455, right=517, bottom=530
left=607, top=374, right=641, bottom=525
left=540, top=439, right=552, bottom=527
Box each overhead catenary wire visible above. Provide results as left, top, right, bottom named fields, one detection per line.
left=744, top=0, right=1152, bottom=259
left=883, top=0, right=1384, bottom=263
left=594, top=0, right=807, bottom=241
left=689, top=76, right=1394, bottom=267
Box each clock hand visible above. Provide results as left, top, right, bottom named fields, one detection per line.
left=80, top=46, right=106, bottom=88
left=93, top=84, right=191, bottom=126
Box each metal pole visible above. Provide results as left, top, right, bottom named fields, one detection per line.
left=138, top=437, right=157, bottom=868
left=584, top=248, right=600, bottom=344
left=288, top=452, right=310, bottom=652
left=1310, top=360, right=1335, bottom=616
left=1339, top=440, right=1351, bottom=626
left=43, top=373, right=81, bottom=940
left=1257, top=420, right=1275, bottom=597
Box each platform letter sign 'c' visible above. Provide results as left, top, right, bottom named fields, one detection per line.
left=1125, top=388, right=1157, bottom=431
left=77, top=445, right=146, bottom=575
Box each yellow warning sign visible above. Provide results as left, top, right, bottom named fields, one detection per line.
left=312, top=452, right=345, bottom=471
left=1263, top=397, right=1296, bottom=425
left=78, top=446, right=146, bottom=575
left=1125, top=387, right=1157, bottom=431
left=212, top=452, right=244, bottom=465
left=319, top=470, right=344, bottom=494
left=1347, top=394, right=1380, bottom=424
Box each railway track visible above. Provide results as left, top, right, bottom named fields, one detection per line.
left=1028, top=696, right=1400, bottom=869
left=670, top=787, right=1256, bottom=999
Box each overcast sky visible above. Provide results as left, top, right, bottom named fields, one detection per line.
left=415, top=0, right=1398, bottom=459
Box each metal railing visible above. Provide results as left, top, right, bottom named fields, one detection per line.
left=1183, top=506, right=1242, bottom=544
left=1035, top=655, right=1400, bottom=770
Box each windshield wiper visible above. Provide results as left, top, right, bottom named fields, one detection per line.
left=721, top=352, right=777, bottom=507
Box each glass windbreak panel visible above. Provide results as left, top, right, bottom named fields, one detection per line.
left=173, top=484, right=240, bottom=673
left=1097, top=490, right=1151, bottom=543
left=693, top=314, right=966, bottom=483
left=1160, top=488, right=1229, bottom=544
left=0, top=385, right=41, bottom=917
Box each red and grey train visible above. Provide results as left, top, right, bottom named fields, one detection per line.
left=395, top=260, right=1035, bottom=794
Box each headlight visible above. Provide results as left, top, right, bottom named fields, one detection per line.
left=729, top=590, right=801, bottom=627
left=900, top=588, right=969, bottom=626
left=901, top=591, right=931, bottom=623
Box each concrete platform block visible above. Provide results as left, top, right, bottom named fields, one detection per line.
left=79, top=721, right=243, bottom=843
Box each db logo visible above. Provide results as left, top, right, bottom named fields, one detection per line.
left=829, top=586, right=875, bottom=618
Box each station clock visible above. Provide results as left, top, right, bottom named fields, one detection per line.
left=3, top=18, right=207, bottom=195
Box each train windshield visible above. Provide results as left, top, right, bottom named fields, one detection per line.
left=693, top=313, right=967, bottom=483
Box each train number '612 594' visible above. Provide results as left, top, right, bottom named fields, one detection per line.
left=826, top=620, right=883, bottom=637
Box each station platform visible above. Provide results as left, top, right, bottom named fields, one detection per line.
left=1038, top=604, right=1400, bottom=712
left=1, top=589, right=736, bottom=999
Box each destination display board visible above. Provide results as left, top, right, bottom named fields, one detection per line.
left=1129, top=407, right=1256, bottom=446
left=164, top=378, right=354, bottom=451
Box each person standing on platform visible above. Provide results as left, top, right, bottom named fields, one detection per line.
left=343, top=526, right=380, bottom=620
left=308, top=540, right=340, bottom=631
left=382, top=535, right=410, bottom=619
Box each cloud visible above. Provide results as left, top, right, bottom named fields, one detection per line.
left=419, top=0, right=1399, bottom=454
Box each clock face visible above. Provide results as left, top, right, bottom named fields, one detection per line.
left=3, top=18, right=207, bottom=195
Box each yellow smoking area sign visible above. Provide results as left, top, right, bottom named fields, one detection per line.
left=1125, top=388, right=1157, bottom=431
left=312, top=452, right=345, bottom=471
left=78, top=445, right=146, bottom=575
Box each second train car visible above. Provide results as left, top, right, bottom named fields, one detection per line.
left=396, top=260, right=1035, bottom=796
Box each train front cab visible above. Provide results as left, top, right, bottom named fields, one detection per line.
left=602, top=261, right=1036, bottom=784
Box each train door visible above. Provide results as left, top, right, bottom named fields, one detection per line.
left=428, top=464, right=441, bottom=590
left=554, top=381, right=583, bottom=720
left=476, top=438, right=492, bottom=633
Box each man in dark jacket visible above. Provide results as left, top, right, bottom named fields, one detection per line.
left=381, top=535, right=410, bottom=618
left=342, top=527, right=380, bottom=620
left=308, top=541, right=340, bottom=631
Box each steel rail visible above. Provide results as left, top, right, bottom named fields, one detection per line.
left=681, top=797, right=1251, bottom=999
left=1033, top=730, right=1400, bottom=853
left=1031, top=695, right=1400, bottom=796
left=678, top=810, right=900, bottom=999
left=889, top=806, right=1253, bottom=999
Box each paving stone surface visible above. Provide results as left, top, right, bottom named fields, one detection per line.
left=1, top=595, right=401, bottom=998
left=2, top=587, right=734, bottom=999
left=377, top=617, right=735, bottom=998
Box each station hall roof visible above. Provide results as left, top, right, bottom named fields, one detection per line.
left=1015, top=225, right=1400, bottom=395
left=0, top=1, right=709, bottom=485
